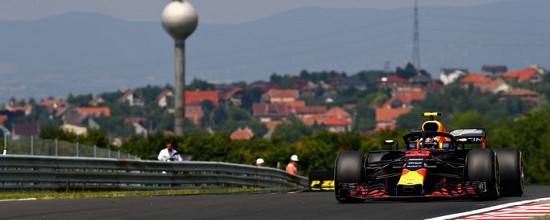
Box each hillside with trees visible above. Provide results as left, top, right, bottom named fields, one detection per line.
left=2, top=64, right=550, bottom=184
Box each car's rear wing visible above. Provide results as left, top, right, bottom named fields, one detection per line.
left=449, top=129, right=486, bottom=145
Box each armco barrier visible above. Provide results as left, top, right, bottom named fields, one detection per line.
left=0, top=155, right=308, bottom=191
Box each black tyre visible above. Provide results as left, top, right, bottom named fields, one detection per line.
left=466, top=148, right=500, bottom=200
left=334, top=151, right=366, bottom=203
left=495, top=148, right=524, bottom=197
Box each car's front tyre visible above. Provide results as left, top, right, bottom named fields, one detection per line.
left=334, top=150, right=366, bottom=203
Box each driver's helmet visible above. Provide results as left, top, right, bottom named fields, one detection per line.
left=418, top=137, right=438, bottom=149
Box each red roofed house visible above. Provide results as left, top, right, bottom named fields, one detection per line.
left=230, top=127, right=254, bottom=140
left=322, top=117, right=351, bottom=133
left=185, top=91, right=219, bottom=107
left=220, top=87, right=244, bottom=106
left=253, top=103, right=292, bottom=122
left=4, top=103, right=32, bottom=116
left=262, top=89, right=299, bottom=103
left=460, top=73, right=510, bottom=93
left=77, top=107, right=111, bottom=117
left=39, top=99, right=68, bottom=113
left=500, top=89, right=539, bottom=103
left=503, top=66, right=545, bottom=83
left=375, top=107, right=411, bottom=131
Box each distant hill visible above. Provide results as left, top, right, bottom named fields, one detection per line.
left=0, top=0, right=548, bottom=103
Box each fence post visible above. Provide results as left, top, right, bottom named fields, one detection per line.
left=31, top=135, right=34, bottom=155
left=76, top=142, right=79, bottom=157
left=94, top=145, right=97, bottom=158
left=55, top=139, right=58, bottom=156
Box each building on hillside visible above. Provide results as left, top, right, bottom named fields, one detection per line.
left=262, top=89, right=300, bottom=103
left=185, top=105, right=203, bottom=126
left=4, top=103, right=32, bottom=116
left=252, top=103, right=292, bottom=122
left=11, top=123, right=40, bottom=140
left=219, top=87, right=244, bottom=107
left=155, top=88, right=174, bottom=108
left=440, top=68, right=468, bottom=85
left=460, top=73, right=510, bottom=93
left=374, top=107, right=411, bottom=131
left=118, top=90, right=145, bottom=106
left=60, top=124, right=87, bottom=136
left=185, top=90, right=219, bottom=107
left=76, top=107, right=111, bottom=117
left=482, top=65, right=507, bottom=77
left=230, top=127, right=254, bottom=140
left=500, top=89, right=539, bottom=103
left=502, top=66, right=545, bottom=84
left=89, top=95, right=105, bottom=106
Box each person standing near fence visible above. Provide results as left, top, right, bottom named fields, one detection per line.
left=256, top=158, right=265, bottom=167
left=286, top=154, right=299, bottom=175
left=158, top=141, right=182, bottom=161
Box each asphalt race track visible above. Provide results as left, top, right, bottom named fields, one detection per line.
left=0, top=186, right=548, bottom=219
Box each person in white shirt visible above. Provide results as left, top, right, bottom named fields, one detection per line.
left=158, top=142, right=182, bottom=161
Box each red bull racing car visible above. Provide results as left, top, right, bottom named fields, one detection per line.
left=334, top=112, right=524, bottom=203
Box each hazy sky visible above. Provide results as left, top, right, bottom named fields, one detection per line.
left=0, top=0, right=505, bottom=24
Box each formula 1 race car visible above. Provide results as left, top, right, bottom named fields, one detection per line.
left=334, top=112, right=524, bottom=203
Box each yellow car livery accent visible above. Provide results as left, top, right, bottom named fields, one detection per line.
left=397, top=169, right=426, bottom=186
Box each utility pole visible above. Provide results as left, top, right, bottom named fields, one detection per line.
left=412, top=0, right=421, bottom=71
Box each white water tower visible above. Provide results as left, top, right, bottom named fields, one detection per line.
left=161, top=0, right=198, bottom=136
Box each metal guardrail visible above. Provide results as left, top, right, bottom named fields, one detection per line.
left=0, top=155, right=309, bottom=191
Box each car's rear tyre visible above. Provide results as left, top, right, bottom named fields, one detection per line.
left=495, top=148, right=524, bottom=197
left=466, top=148, right=500, bottom=200
left=334, top=151, right=366, bottom=203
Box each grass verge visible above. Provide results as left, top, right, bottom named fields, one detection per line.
left=0, top=188, right=285, bottom=200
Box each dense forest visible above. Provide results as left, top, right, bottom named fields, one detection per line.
left=5, top=64, right=550, bottom=184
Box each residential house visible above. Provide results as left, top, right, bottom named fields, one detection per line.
left=39, top=99, right=68, bottom=114
left=59, top=107, right=89, bottom=126
left=0, top=115, right=7, bottom=126
left=118, top=90, right=145, bottom=106
left=4, top=103, right=32, bottom=116
left=409, top=74, right=432, bottom=86
left=262, top=89, right=299, bottom=103
left=220, top=87, right=244, bottom=107
left=336, top=77, right=367, bottom=91
left=440, top=68, right=468, bottom=85
left=500, top=89, right=539, bottom=103
left=322, top=118, right=351, bottom=133
left=482, top=65, right=507, bottom=77
left=294, top=106, right=327, bottom=119
left=185, top=90, right=219, bottom=107
left=88, top=95, right=105, bottom=106
left=11, top=123, right=40, bottom=140
left=374, top=107, right=411, bottom=130
left=253, top=103, right=293, bottom=122
left=392, top=87, right=426, bottom=106
left=60, top=124, right=88, bottom=136
left=76, top=107, right=111, bottom=117
left=503, top=66, right=545, bottom=84
left=377, top=75, right=408, bottom=89
left=185, top=105, right=203, bottom=126
left=155, top=88, right=174, bottom=108
left=460, top=73, right=510, bottom=93
left=230, top=127, right=254, bottom=140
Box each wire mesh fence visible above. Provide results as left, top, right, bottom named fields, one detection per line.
left=2, top=135, right=139, bottom=160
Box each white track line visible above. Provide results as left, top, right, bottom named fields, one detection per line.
left=426, top=197, right=550, bottom=220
